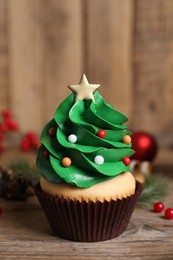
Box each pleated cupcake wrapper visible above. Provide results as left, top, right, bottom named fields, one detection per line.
left=35, top=181, right=142, bottom=242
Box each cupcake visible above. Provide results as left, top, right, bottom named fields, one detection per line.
left=35, top=74, right=142, bottom=242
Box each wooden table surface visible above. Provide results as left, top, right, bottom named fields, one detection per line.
left=0, top=149, right=173, bottom=260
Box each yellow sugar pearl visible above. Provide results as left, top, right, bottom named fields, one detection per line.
left=123, top=135, right=131, bottom=144
left=61, top=157, right=72, bottom=167
left=48, top=127, right=56, bottom=136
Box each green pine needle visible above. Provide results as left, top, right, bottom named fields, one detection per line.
left=8, top=159, right=40, bottom=184
left=138, top=174, right=169, bottom=208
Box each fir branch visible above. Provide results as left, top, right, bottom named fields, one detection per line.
left=138, top=175, right=169, bottom=208
left=8, top=159, right=39, bottom=184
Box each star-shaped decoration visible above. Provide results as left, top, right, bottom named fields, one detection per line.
left=68, top=74, right=100, bottom=103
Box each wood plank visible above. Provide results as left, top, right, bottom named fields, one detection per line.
left=8, top=0, right=45, bottom=133
left=133, top=0, right=173, bottom=134
left=43, top=0, right=83, bottom=122
left=0, top=0, right=9, bottom=111
left=85, top=0, right=134, bottom=119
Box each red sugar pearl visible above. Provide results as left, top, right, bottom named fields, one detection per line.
left=97, top=129, right=106, bottom=138
left=165, top=208, right=173, bottom=220
left=122, top=157, right=131, bottom=166
left=153, top=202, right=164, bottom=213
left=43, top=150, right=49, bottom=158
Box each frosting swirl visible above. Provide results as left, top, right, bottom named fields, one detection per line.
left=36, top=85, right=134, bottom=188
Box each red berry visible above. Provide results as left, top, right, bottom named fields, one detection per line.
left=43, top=150, right=49, bottom=158
left=26, top=131, right=40, bottom=149
left=97, top=129, right=106, bottom=138
left=31, top=138, right=40, bottom=149
left=20, top=138, right=31, bottom=152
left=10, top=121, right=19, bottom=131
left=0, top=207, right=3, bottom=216
left=4, top=118, right=12, bottom=127
left=165, top=208, right=173, bottom=219
left=153, top=202, right=164, bottom=213
left=2, top=109, right=11, bottom=119
left=5, top=118, right=19, bottom=131
left=122, top=157, right=131, bottom=166
left=0, top=123, right=9, bottom=132
left=26, top=131, right=36, bottom=140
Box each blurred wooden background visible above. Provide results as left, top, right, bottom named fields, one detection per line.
left=0, top=0, right=173, bottom=143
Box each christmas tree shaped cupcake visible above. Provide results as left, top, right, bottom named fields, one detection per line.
left=35, top=75, right=142, bottom=242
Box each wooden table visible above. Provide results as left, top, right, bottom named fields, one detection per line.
left=0, top=149, right=173, bottom=259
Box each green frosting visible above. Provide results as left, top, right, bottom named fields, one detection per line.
left=36, top=90, right=134, bottom=188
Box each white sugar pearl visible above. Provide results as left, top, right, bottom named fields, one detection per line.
left=68, top=134, right=77, bottom=143
left=94, top=155, right=104, bottom=165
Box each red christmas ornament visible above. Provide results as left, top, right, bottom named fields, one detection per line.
left=131, top=131, right=158, bottom=161
left=165, top=208, right=173, bottom=220
left=122, top=157, right=131, bottom=166
left=97, top=129, right=106, bottom=138
left=153, top=202, right=164, bottom=213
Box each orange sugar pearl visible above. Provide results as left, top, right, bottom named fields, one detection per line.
left=61, top=157, right=72, bottom=167
left=123, top=135, right=131, bottom=144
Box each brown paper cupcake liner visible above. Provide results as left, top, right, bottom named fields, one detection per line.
left=35, top=181, right=142, bottom=242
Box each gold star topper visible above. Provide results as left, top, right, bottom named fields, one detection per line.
left=68, top=74, right=100, bottom=103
